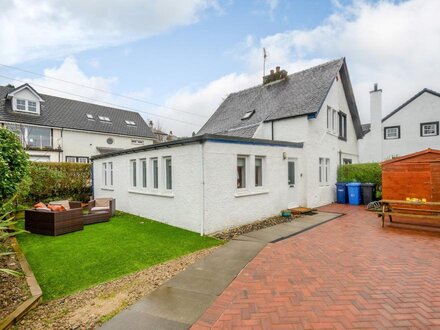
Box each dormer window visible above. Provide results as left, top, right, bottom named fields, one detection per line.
left=242, top=110, right=255, bottom=120
left=98, top=116, right=111, bottom=122
left=125, top=120, right=136, bottom=126
left=86, top=114, right=94, bottom=120
left=14, top=98, right=38, bottom=114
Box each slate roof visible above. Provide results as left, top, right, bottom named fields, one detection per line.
left=361, top=123, right=371, bottom=135
left=198, top=58, right=363, bottom=138
left=0, top=84, right=154, bottom=138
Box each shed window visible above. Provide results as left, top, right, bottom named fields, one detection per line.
left=384, top=126, right=400, bottom=139
left=420, top=122, right=439, bottom=137
left=255, top=157, right=263, bottom=187
left=237, top=156, right=247, bottom=188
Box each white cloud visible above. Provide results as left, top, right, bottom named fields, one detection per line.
left=265, top=0, right=279, bottom=19
left=0, top=0, right=218, bottom=64
left=166, top=0, right=440, bottom=135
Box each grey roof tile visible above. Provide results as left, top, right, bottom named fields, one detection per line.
left=198, top=58, right=345, bottom=138
left=0, top=84, right=154, bottom=138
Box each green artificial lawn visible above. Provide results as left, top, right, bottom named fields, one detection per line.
left=17, top=212, right=221, bottom=300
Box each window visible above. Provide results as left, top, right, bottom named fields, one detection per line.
left=141, top=159, right=147, bottom=188
left=103, top=163, right=108, bottom=186
left=384, top=126, right=400, bottom=139
left=86, top=114, right=94, bottom=120
left=125, top=120, right=136, bottom=125
left=98, top=116, right=111, bottom=122
left=66, top=156, right=89, bottom=163
left=338, top=112, right=347, bottom=140
left=165, top=157, right=172, bottom=190
left=109, top=162, right=113, bottom=186
left=327, top=107, right=339, bottom=134
left=255, top=157, right=263, bottom=187
left=241, top=110, right=255, bottom=120
left=131, top=139, right=144, bottom=145
left=14, top=98, right=38, bottom=113
left=288, top=161, right=295, bottom=186
left=319, top=158, right=330, bottom=185
left=420, top=122, right=439, bottom=137
left=107, top=137, right=114, bottom=145
left=16, top=99, right=26, bottom=110
left=130, top=160, right=137, bottom=187
left=332, top=109, right=338, bottom=132
left=152, top=158, right=159, bottom=189
left=237, top=156, right=246, bottom=189
left=327, top=106, right=331, bottom=129
left=7, top=124, right=52, bottom=149
left=343, top=158, right=352, bottom=165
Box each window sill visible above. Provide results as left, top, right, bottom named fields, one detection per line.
left=128, top=189, right=174, bottom=198
left=338, top=136, right=347, bottom=141
left=101, top=187, right=114, bottom=191
left=235, top=189, right=269, bottom=198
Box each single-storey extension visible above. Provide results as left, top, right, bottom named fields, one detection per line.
left=92, top=134, right=303, bottom=235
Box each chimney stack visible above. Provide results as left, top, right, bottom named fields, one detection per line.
left=369, top=83, right=383, bottom=162
left=263, top=66, right=288, bottom=85
left=276, top=66, right=280, bottom=73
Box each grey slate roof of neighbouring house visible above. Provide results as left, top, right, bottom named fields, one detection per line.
left=361, top=123, right=371, bottom=135
left=197, top=58, right=364, bottom=139
left=0, top=84, right=154, bottom=138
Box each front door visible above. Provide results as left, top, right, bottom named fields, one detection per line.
left=287, top=159, right=298, bottom=208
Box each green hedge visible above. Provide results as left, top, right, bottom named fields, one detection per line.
left=337, top=163, right=382, bottom=188
left=26, top=162, right=92, bottom=203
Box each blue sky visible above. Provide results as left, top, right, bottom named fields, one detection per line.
left=0, top=0, right=436, bottom=135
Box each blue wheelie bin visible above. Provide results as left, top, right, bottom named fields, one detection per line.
left=335, top=183, right=347, bottom=203
left=347, top=182, right=362, bottom=205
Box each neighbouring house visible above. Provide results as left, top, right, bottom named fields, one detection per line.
left=92, top=58, right=363, bottom=234
left=148, top=120, right=178, bottom=143
left=0, top=84, right=154, bottom=162
left=359, top=86, right=440, bottom=162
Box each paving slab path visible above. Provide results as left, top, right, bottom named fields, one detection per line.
left=193, top=204, right=440, bottom=329
left=100, top=211, right=340, bottom=330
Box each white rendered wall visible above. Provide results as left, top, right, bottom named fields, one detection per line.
left=202, top=141, right=304, bottom=234
left=93, top=143, right=204, bottom=233
left=62, top=129, right=153, bottom=161
left=360, top=91, right=440, bottom=162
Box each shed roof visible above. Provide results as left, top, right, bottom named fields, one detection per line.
left=381, top=148, right=440, bottom=165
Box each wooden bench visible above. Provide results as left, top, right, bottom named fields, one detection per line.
left=377, top=199, right=440, bottom=227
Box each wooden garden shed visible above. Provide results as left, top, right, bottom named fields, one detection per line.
left=381, top=148, right=440, bottom=202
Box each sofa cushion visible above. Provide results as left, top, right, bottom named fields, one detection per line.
left=91, top=206, right=109, bottom=213
left=49, top=200, right=71, bottom=210
left=95, top=199, right=111, bottom=208
left=47, top=204, right=66, bottom=212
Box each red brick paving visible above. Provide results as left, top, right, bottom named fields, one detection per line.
left=192, top=204, right=440, bottom=329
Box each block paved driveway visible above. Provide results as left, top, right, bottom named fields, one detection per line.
left=192, top=204, right=440, bottom=329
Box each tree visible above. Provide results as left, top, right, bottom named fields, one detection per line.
left=0, top=127, right=29, bottom=201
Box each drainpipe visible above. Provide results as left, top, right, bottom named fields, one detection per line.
left=339, top=149, right=342, bottom=165
left=91, top=160, right=94, bottom=199
left=200, top=142, right=206, bottom=236
left=271, top=121, right=274, bottom=140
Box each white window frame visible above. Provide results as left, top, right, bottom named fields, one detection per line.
left=98, top=116, right=111, bottom=122
left=164, top=157, right=172, bottom=190
left=130, top=159, right=137, bottom=187
left=125, top=120, right=136, bottom=125
left=151, top=158, right=159, bottom=189
left=86, top=114, right=94, bottom=120
left=237, top=156, right=247, bottom=189
left=140, top=158, right=147, bottom=188
left=421, top=122, right=439, bottom=137
left=109, top=162, right=113, bottom=186
left=14, top=98, right=40, bottom=114
left=384, top=126, right=400, bottom=140
left=131, top=139, right=144, bottom=145
left=103, top=163, right=108, bottom=186
left=319, top=157, right=330, bottom=185
left=66, top=156, right=77, bottom=163
left=255, top=156, right=264, bottom=187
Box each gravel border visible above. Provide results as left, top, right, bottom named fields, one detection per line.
left=15, top=247, right=218, bottom=330
left=211, top=214, right=299, bottom=240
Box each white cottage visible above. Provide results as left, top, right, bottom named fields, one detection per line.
left=359, top=86, right=440, bottom=162
left=92, top=58, right=364, bottom=234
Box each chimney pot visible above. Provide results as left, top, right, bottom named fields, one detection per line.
left=270, top=69, right=274, bottom=75
left=276, top=66, right=280, bottom=73
left=374, top=83, right=378, bottom=91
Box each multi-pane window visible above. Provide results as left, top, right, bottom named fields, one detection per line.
left=66, top=156, right=89, bottom=163
left=338, top=112, right=347, bottom=140
left=327, top=107, right=340, bottom=135
left=319, top=158, right=330, bottom=185
left=6, top=124, right=52, bottom=148
left=237, top=156, right=246, bottom=189
left=103, top=163, right=108, bottom=186
left=255, top=157, right=263, bottom=187
left=288, top=161, right=295, bottom=186
left=16, top=99, right=26, bottom=110
left=165, top=157, right=172, bottom=190
left=343, top=158, right=352, bottom=165
left=152, top=158, right=159, bottom=189
left=384, top=126, right=400, bottom=139
left=141, top=159, right=147, bottom=188
left=109, top=162, right=113, bottom=186
left=28, top=101, right=37, bottom=112
left=15, top=98, right=38, bottom=113
left=420, top=122, right=439, bottom=137
left=130, top=160, right=137, bottom=187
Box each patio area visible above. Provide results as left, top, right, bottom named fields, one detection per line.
left=193, top=204, right=440, bottom=329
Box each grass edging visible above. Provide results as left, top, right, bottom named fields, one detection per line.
left=0, top=237, right=43, bottom=330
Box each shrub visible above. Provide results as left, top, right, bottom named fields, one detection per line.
left=337, top=163, right=382, bottom=188
left=26, top=162, right=92, bottom=203
left=0, top=127, right=29, bottom=202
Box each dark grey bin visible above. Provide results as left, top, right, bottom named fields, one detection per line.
left=361, top=183, right=376, bottom=205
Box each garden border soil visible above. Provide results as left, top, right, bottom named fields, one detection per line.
left=0, top=238, right=42, bottom=330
